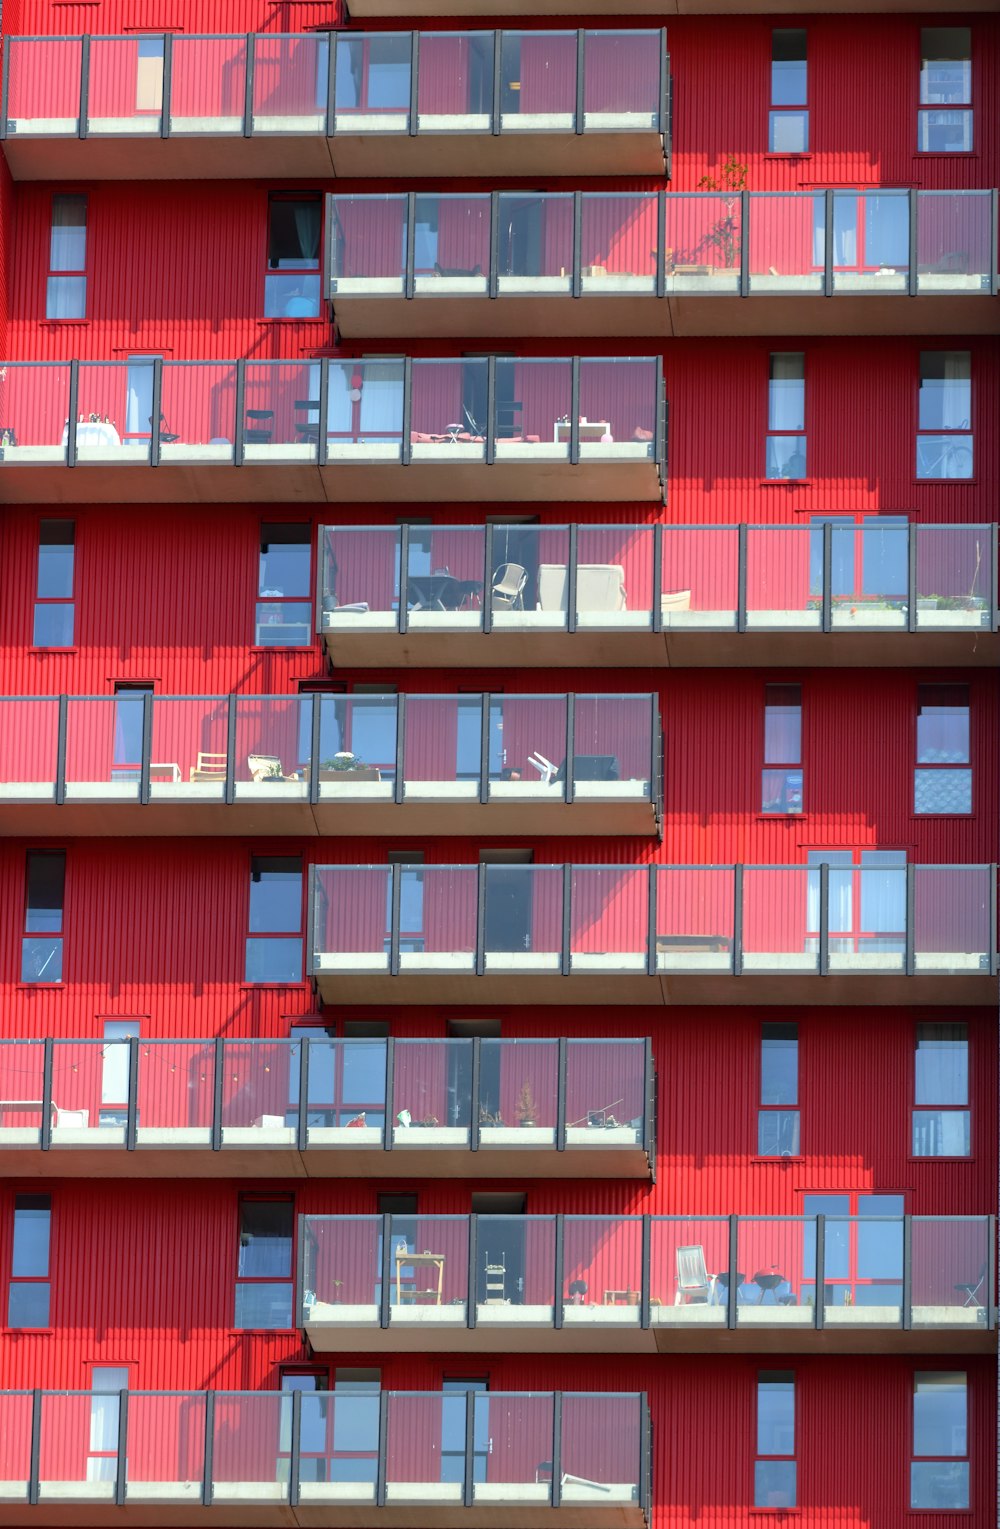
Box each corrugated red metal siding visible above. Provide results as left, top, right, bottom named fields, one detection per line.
left=13, top=2, right=343, bottom=34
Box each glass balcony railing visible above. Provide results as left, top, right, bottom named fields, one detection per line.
left=319, top=523, right=997, bottom=639
left=300, top=1214, right=995, bottom=1337
left=326, top=189, right=999, bottom=302
left=0, top=692, right=661, bottom=816
left=2, top=29, right=669, bottom=149
left=0, top=357, right=666, bottom=475
left=309, top=863, right=999, bottom=980
left=0, top=1036, right=655, bottom=1166
left=0, top=1388, right=650, bottom=1512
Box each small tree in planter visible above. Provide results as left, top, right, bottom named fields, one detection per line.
left=693, top=156, right=748, bottom=270
left=517, top=1081, right=538, bottom=1128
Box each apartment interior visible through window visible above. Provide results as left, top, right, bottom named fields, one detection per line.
left=769, top=30, right=807, bottom=151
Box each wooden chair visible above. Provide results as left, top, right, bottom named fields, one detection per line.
left=189, top=751, right=227, bottom=783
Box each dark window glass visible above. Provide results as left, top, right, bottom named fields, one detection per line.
left=758, top=1022, right=799, bottom=1155
left=265, top=197, right=322, bottom=317
left=22, top=851, right=65, bottom=983
left=919, top=28, right=972, bottom=152
left=766, top=353, right=807, bottom=478
left=8, top=1195, right=51, bottom=1327
left=245, top=856, right=303, bottom=983
left=762, top=683, right=802, bottom=814
left=913, top=1024, right=969, bottom=1157
left=235, top=1199, right=294, bottom=1329
left=47, top=195, right=87, bottom=319
left=917, top=353, right=973, bottom=480
left=769, top=30, right=807, bottom=152
left=915, top=684, right=971, bottom=815
left=911, top=1373, right=969, bottom=1509
left=34, top=521, right=75, bottom=647
left=257, top=523, right=312, bottom=647
left=755, top=1371, right=795, bottom=1508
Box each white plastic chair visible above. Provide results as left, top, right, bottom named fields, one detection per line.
left=674, top=1245, right=716, bottom=1305
left=491, top=563, right=527, bottom=610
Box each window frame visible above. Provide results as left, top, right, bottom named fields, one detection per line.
left=21, top=849, right=67, bottom=985
left=32, top=519, right=77, bottom=651
left=913, top=682, right=972, bottom=818
left=753, top=1369, right=796, bottom=1510
left=760, top=682, right=803, bottom=816
left=46, top=193, right=88, bottom=321
left=244, top=853, right=305, bottom=986
left=764, top=352, right=808, bottom=483
left=756, top=1021, right=800, bottom=1159
left=911, top=1021, right=971, bottom=1160
left=263, top=192, right=323, bottom=320
left=917, top=27, right=973, bottom=156
left=910, top=1369, right=970, bottom=1511
left=804, top=847, right=908, bottom=955
left=7, top=1193, right=53, bottom=1331
left=915, top=350, right=974, bottom=483
left=255, top=521, right=314, bottom=651
left=799, top=1189, right=907, bottom=1308
left=768, top=29, right=808, bottom=155
left=234, top=1193, right=297, bottom=1332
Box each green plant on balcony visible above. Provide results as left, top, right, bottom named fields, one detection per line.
left=685, top=156, right=748, bottom=270
left=517, top=1080, right=538, bottom=1128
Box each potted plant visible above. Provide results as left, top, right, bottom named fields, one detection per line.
left=261, top=761, right=285, bottom=784
left=517, top=1080, right=538, bottom=1128
left=317, top=752, right=381, bottom=784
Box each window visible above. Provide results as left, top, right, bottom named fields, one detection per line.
left=917, top=352, right=973, bottom=480
left=911, top=1372, right=969, bottom=1509
left=802, top=1192, right=904, bottom=1307
left=47, top=195, right=87, bottom=318
left=286, top=1021, right=388, bottom=1131
left=8, top=1195, right=51, bottom=1327
left=919, top=28, right=972, bottom=152
left=135, top=36, right=165, bottom=114
left=915, top=684, right=971, bottom=814
left=22, top=850, right=65, bottom=982
left=330, top=1369, right=381, bottom=1485
left=765, top=354, right=806, bottom=480
left=755, top=1372, right=795, bottom=1508
left=758, top=1023, right=799, bottom=1156
left=245, top=856, right=303, bottom=983
left=807, top=849, right=906, bottom=955
left=761, top=684, right=802, bottom=814
left=808, top=514, right=908, bottom=606
left=913, top=1024, right=969, bottom=1157
left=111, top=684, right=153, bottom=780
left=442, top=1379, right=489, bottom=1485
left=257, top=524, right=312, bottom=647
left=88, top=1368, right=128, bottom=1482
left=265, top=195, right=322, bottom=317
left=769, top=31, right=807, bottom=152
left=279, top=1371, right=329, bottom=1485
left=33, top=520, right=75, bottom=647
left=235, top=1197, right=294, bottom=1328
left=388, top=850, right=425, bottom=955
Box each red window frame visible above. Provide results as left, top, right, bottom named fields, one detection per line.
left=911, top=1021, right=971, bottom=1159
left=46, top=193, right=88, bottom=320
left=6, top=1192, right=53, bottom=1331
left=761, top=682, right=803, bottom=815
left=800, top=1189, right=907, bottom=1305
left=234, top=1193, right=296, bottom=1331
left=914, top=682, right=972, bottom=816
left=910, top=1368, right=970, bottom=1510
left=244, top=854, right=305, bottom=986
left=32, top=518, right=76, bottom=650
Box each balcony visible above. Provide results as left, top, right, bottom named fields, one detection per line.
left=0, top=1036, right=655, bottom=1181
left=0, top=1388, right=650, bottom=1527
left=0, top=30, right=669, bottom=180
left=309, top=863, right=999, bottom=1007
left=0, top=693, right=661, bottom=838
left=0, top=357, right=666, bottom=505
left=326, top=189, right=1000, bottom=339
left=319, top=522, right=999, bottom=669
left=301, top=1213, right=995, bottom=1356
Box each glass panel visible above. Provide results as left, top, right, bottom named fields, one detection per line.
left=913, top=1372, right=966, bottom=1455
left=580, top=357, right=658, bottom=452
left=483, top=694, right=566, bottom=793
left=661, top=525, right=738, bottom=623
left=329, top=194, right=406, bottom=286
left=211, top=1393, right=289, bottom=1495
left=252, top=34, right=328, bottom=129
left=583, top=31, right=660, bottom=119
left=148, top=697, right=227, bottom=801
left=404, top=526, right=486, bottom=622
left=919, top=351, right=971, bottom=431
left=0, top=1043, right=46, bottom=1138
left=563, top=1216, right=641, bottom=1315
left=170, top=37, right=247, bottom=133
left=483, top=865, right=563, bottom=967
left=386, top=1214, right=469, bottom=1315
left=648, top=1217, right=729, bottom=1321
left=126, top=1393, right=205, bottom=1494
left=665, top=194, right=743, bottom=288
left=401, top=866, right=477, bottom=963
left=831, top=191, right=909, bottom=289
left=474, top=1394, right=553, bottom=1497
left=325, top=359, right=403, bottom=455
left=914, top=525, right=991, bottom=625
left=0, top=699, right=60, bottom=798
left=301, top=1216, right=381, bottom=1315
left=913, top=865, right=990, bottom=967
left=748, top=193, right=824, bottom=295
left=755, top=1461, right=796, bottom=1509
left=499, top=33, right=576, bottom=121
left=576, top=525, right=654, bottom=626
left=481, top=1038, right=559, bottom=1136
left=561, top=1393, right=640, bottom=1504
left=243, top=362, right=321, bottom=455
left=581, top=194, right=657, bottom=284
left=736, top=1218, right=810, bottom=1319
left=72, top=362, right=148, bottom=462
left=912, top=1220, right=987, bottom=1321
left=573, top=694, right=652, bottom=791
left=0, top=1392, right=34, bottom=1489
left=137, top=1040, right=215, bottom=1135
left=232, top=696, right=313, bottom=783
left=321, top=524, right=402, bottom=625
left=87, top=38, right=163, bottom=133
left=393, top=1039, right=470, bottom=1139
left=0, top=363, right=71, bottom=463
left=490, top=523, right=571, bottom=621
left=496, top=193, right=573, bottom=284
left=569, top=866, right=648, bottom=968
left=746, top=525, right=812, bottom=627
left=416, top=34, right=494, bottom=126
left=917, top=191, right=991, bottom=290
left=6, top=39, right=83, bottom=131
left=742, top=867, right=814, bottom=970
left=62, top=697, right=135, bottom=800
left=220, top=1039, right=299, bottom=1135
left=311, top=866, right=392, bottom=963
left=653, top=866, right=735, bottom=971
left=334, top=34, right=411, bottom=120
left=38, top=1394, right=110, bottom=1491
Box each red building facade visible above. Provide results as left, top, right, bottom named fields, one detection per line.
left=0, top=1, right=996, bottom=1526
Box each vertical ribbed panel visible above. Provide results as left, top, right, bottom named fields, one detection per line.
left=14, top=2, right=344, bottom=33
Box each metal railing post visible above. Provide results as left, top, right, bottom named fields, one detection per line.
left=647, top=864, right=658, bottom=977
left=211, top=1037, right=224, bottom=1151
left=733, top=864, right=744, bottom=976
left=556, top=1037, right=567, bottom=1152
left=389, top=863, right=402, bottom=976
left=404, top=192, right=416, bottom=300
left=29, top=1390, right=42, bottom=1504
left=139, top=690, right=153, bottom=804
left=468, top=1215, right=478, bottom=1329
left=652, top=523, right=664, bottom=633
left=554, top=1217, right=565, bottom=1329
left=376, top=1392, right=388, bottom=1506
left=640, top=1217, right=651, bottom=1329
left=819, top=862, right=830, bottom=976
left=289, top=1386, right=302, bottom=1507
left=115, top=1389, right=129, bottom=1504
left=905, top=863, right=915, bottom=976
left=203, top=1391, right=215, bottom=1504
left=471, top=1038, right=482, bottom=1151
left=561, top=864, right=572, bottom=976
left=380, top=1214, right=392, bottom=1328
left=823, top=189, right=834, bottom=296
left=234, top=359, right=247, bottom=466
left=476, top=863, right=487, bottom=977
left=150, top=357, right=163, bottom=468
left=326, top=32, right=337, bottom=137
left=574, top=32, right=585, bottom=133
left=815, top=1215, right=826, bottom=1330
left=479, top=694, right=490, bottom=805
left=908, top=522, right=918, bottom=633
left=399, top=523, right=410, bottom=634
left=394, top=694, right=406, bottom=805
left=224, top=693, right=237, bottom=805
left=902, top=1215, right=912, bottom=1330
left=727, top=1215, right=738, bottom=1329
left=491, top=32, right=502, bottom=136
left=79, top=36, right=91, bottom=139
left=572, top=192, right=582, bottom=299
left=551, top=1393, right=563, bottom=1506
left=739, top=190, right=749, bottom=297
left=569, top=360, right=581, bottom=466
left=297, top=1038, right=310, bottom=1154
left=384, top=1038, right=395, bottom=1153
left=489, top=192, right=500, bottom=300
left=309, top=693, right=322, bottom=806
left=41, top=1039, right=54, bottom=1151
left=564, top=693, right=575, bottom=805
left=463, top=1390, right=475, bottom=1507
left=908, top=190, right=919, bottom=297
left=67, top=362, right=80, bottom=468
left=655, top=192, right=667, bottom=300
left=401, top=358, right=413, bottom=466
left=737, top=524, right=748, bottom=632
left=567, top=523, right=579, bottom=636
left=408, top=33, right=419, bottom=136
left=821, top=520, right=833, bottom=633
left=243, top=34, right=255, bottom=135
left=483, top=522, right=494, bottom=633
left=54, top=695, right=68, bottom=805
left=126, top=1036, right=139, bottom=1150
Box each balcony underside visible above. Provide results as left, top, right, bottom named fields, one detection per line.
left=321, top=625, right=1000, bottom=672
left=0, top=128, right=665, bottom=182
left=0, top=793, right=656, bottom=839
left=0, top=457, right=661, bottom=505
left=0, top=1137, right=651, bottom=1182
left=304, top=1313, right=995, bottom=1357
left=312, top=967, right=995, bottom=1007
left=331, top=290, right=1000, bottom=341
left=0, top=1504, right=647, bottom=1529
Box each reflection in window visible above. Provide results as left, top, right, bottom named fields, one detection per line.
left=33, top=520, right=75, bottom=647
left=755, top=1372, right=795, bottom=1507
left=765, top=353, right=806, bottom=480
left=47, top=194, right=87, bottom=319
left=257, top=523, right=312, bottom=647
left=919, top=28, right=972, bottom=152
left=265, top=195, right=322, bottom=317
left=911, top=1372, right=969, bottom=1509
left=235, top=1197, right=294, bottom=1328
left=915, top=684, right=971, bottom=815
left=762, top=683, right=802, bottom=814
left=917, top=352, right=973, bottom=480
left=913, top=1023, right=969, bottom=1156
left=831, top=191, right=909, bottom=273
left=8, top=1194, right=51, bottom=1327
left=758, top=1023, right=799, bottom=1155
left=245, top=855, right=303, bottom=983
left=802, top=1192, right=903, bottom=1307
left=769, top=30, right=807, bottom=152
left=88, top=1367, right=129, bottom=1481
left=22, top=850, right=65, bottom=983
left=335, top=35, right=411, bottom=112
